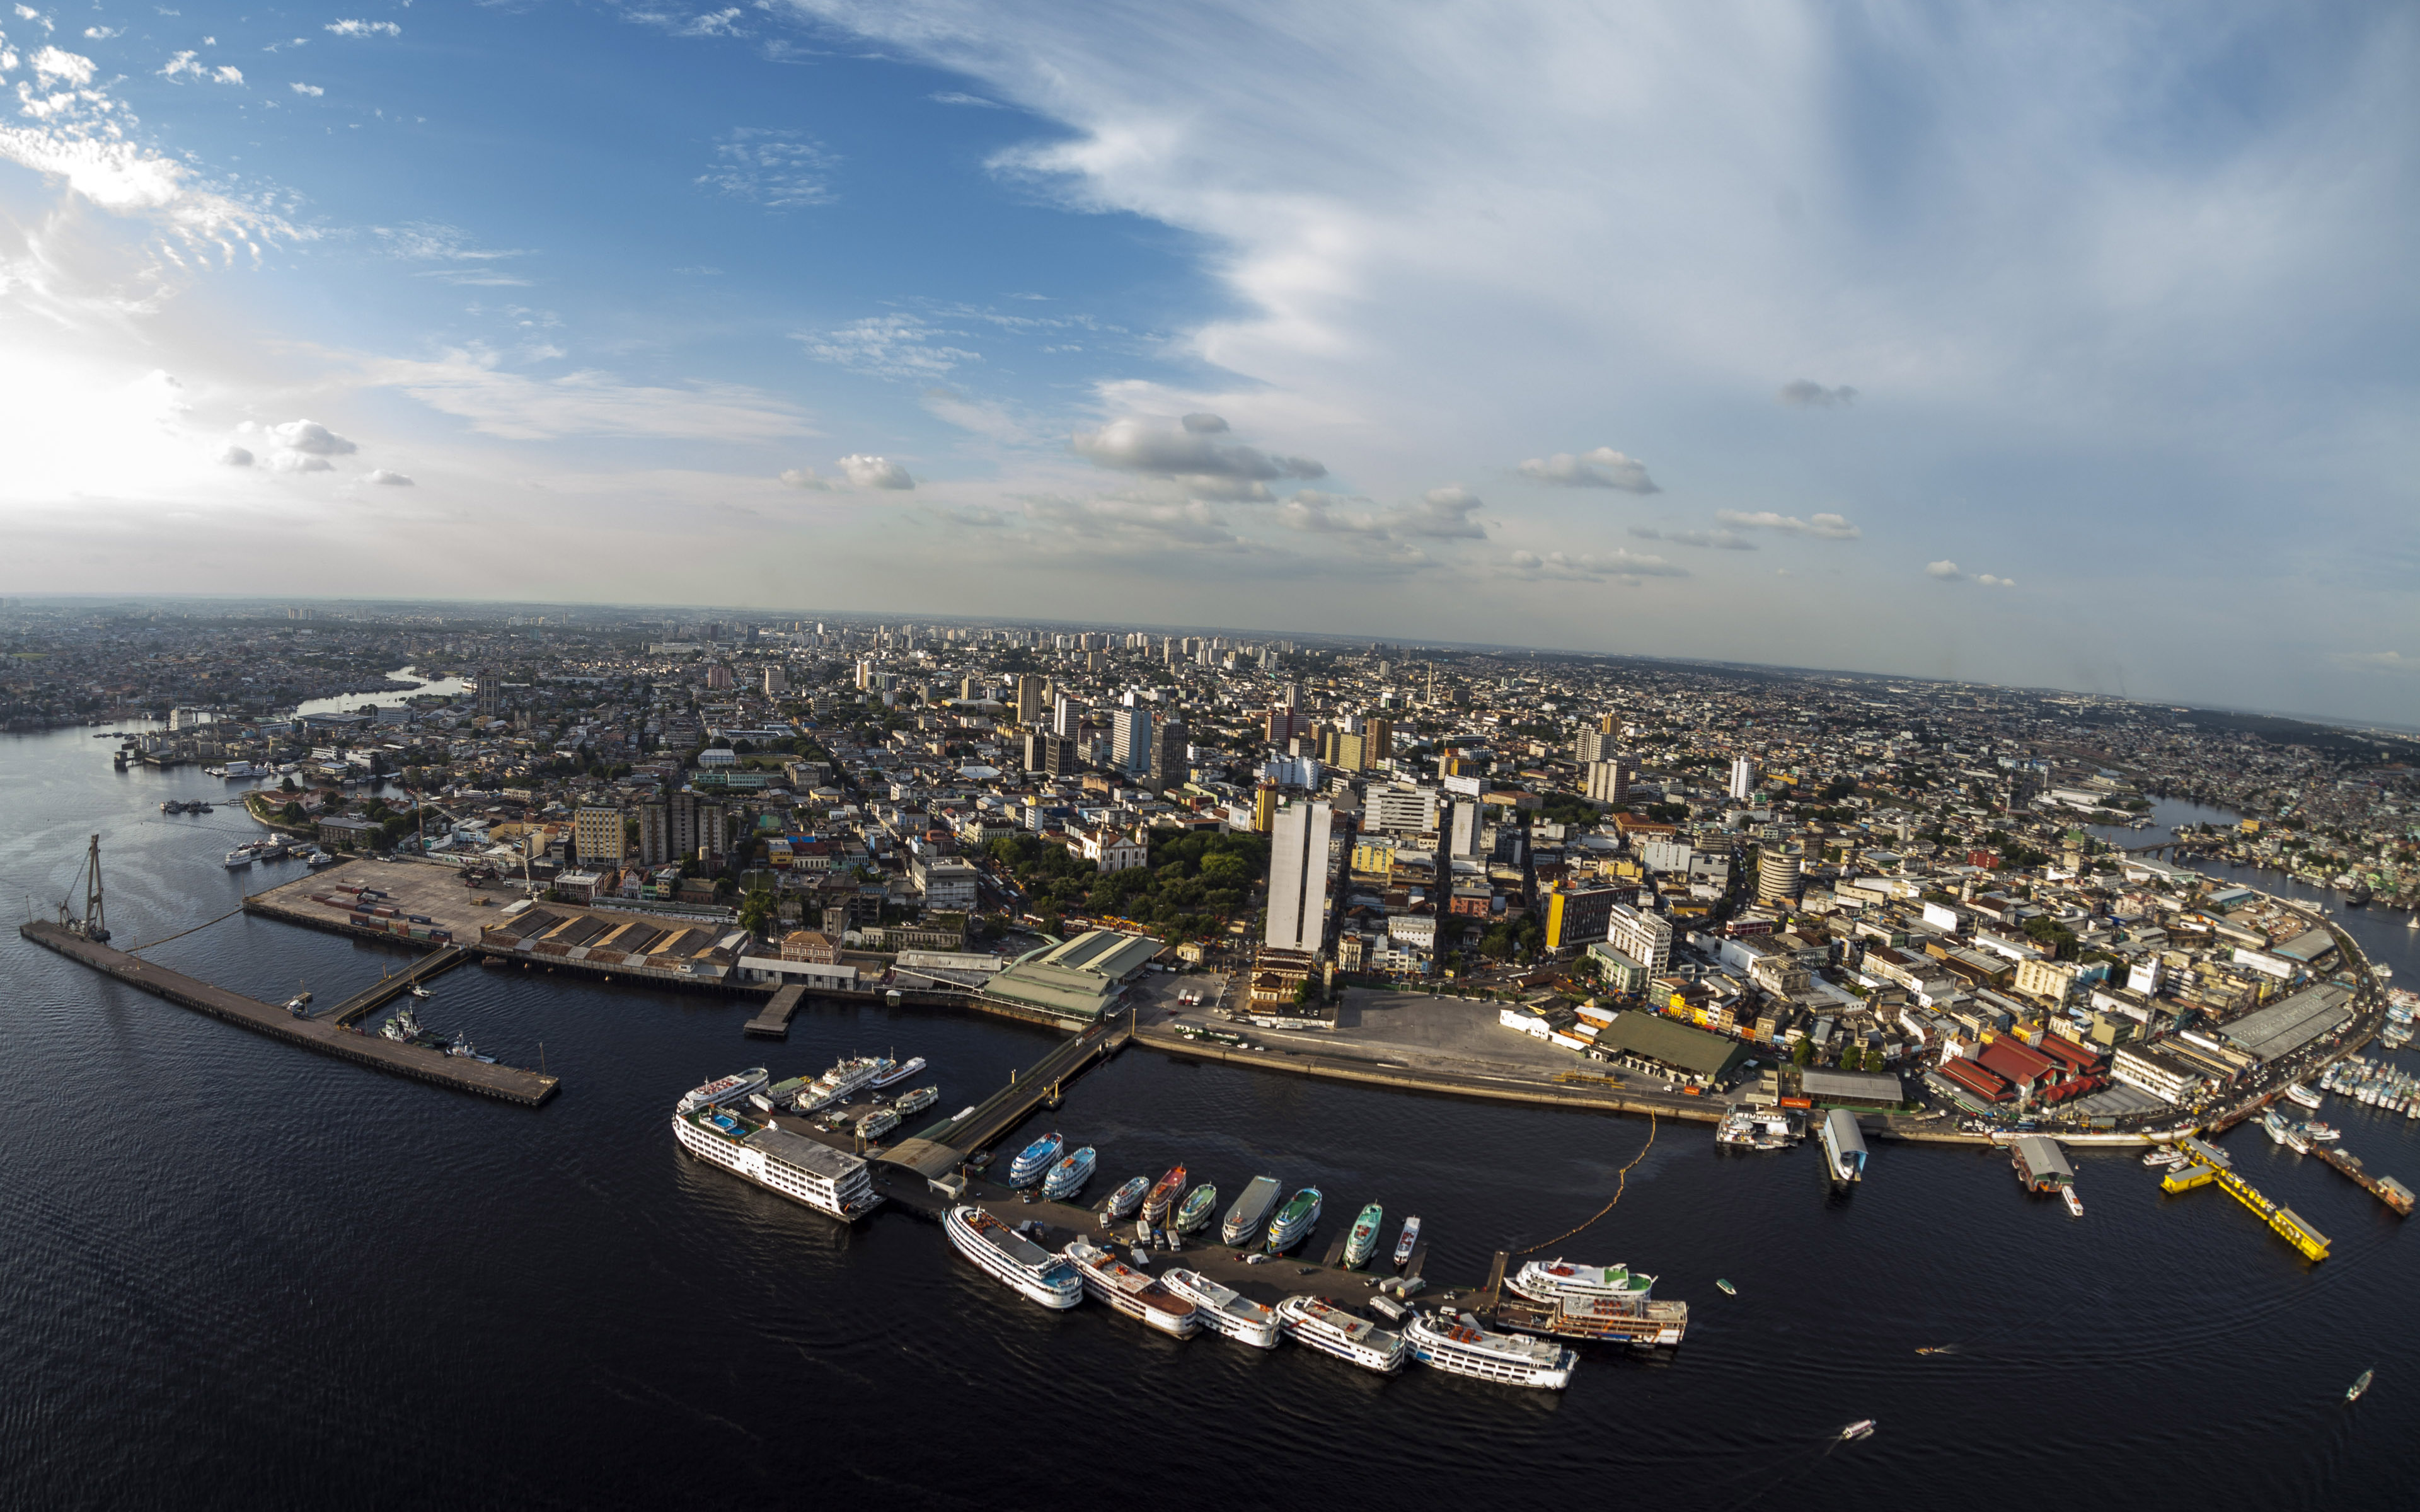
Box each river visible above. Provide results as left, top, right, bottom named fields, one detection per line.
left=1, top=732, right=2412, bottom=1509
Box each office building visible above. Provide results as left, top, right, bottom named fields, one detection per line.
left=763, top=667, right=788, bottom=696
left=573, top=806, right=626, bottom=868
left=1052, top=694, right=1084, bottom=740
left=1150, top=717, right=1188, bottom=794
left=1366, top=782, right=1439, bottom=833
left=1757, top=849, right=1803, bottom=903
left=1265, top=799, right=1336, bottom=953
left=1541, top=882, right=1618, bottom=952
left=1445, top=798, right=1482, bottom=857
left=1110, top=705, right=1152, bottom=775
left=1015, top=673, right=1045, bottom=726
left=1608, top=902, right=1673, bottom=975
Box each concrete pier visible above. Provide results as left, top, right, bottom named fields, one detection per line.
left=744, top=985, right=806, bottom=1040
left=21, top=921, right=558, bottom=1106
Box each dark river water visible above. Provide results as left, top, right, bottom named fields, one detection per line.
left=4, top=736, right=2414, bottom=1510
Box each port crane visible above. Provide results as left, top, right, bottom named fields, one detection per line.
left=56, top=834, right=110, bottom=943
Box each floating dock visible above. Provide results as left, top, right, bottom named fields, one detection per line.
left=2160, top=1144, right=2329, bottom=1261
left=884, top=1021, right=1129, bottom=1181
left=21, top=921, right=558, bottom=1106
left=2308, top=1145, right=2416, bottom=1216
left=325, top=945, right=473, bottom=1027
left=744, top=985, right=807, bottom=1040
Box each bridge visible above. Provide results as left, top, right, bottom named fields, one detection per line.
left=324, top=946, right=474, bottom=1027
left=880, top=1017, right=1131, bottom=1182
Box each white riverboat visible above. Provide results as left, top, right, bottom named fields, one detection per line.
left=945, top=1206, right=1083, bottom=1310
left=676, top=1067, right=769, bottom=1115
left=1506, top=1258, right=1657, bottom=1309
left=1404, top=1308, right=1577, bottom=1389
left=1062, top=1239, right=1200, bottom=1338
left=1276, top=1295, right=1405, bottom=1374
left=799, top=1055, right=889, bottom=1111
left=671, top=1102, right=883, bottom=1222
left=1158, top=1268, right=1281, bottom=1348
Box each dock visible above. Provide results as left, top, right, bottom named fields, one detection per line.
left=325, top=945, right=473, bottom=1027
left=744, top=985, right=806, bottom=1040
left=2308, top=1144, right=2416, bottom=1216
left=2160, top=1146, right=2329, bottom=1261
left=21, top=920, right=558, bottom=1106
left=884, top=1021, right=1131, bottom=1181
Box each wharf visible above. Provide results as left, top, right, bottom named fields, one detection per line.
left=326, top=945, right=473, bottom=1027
left=2308, top=1145, right=2416, bottom=1216
left=20, top=921, right=558, bottom=1106
left=885, top=1021, right=1131, bottom=1180
left=2160, top=1148, right=2329, bottom=1261
left=744, top=985, right=807, bottom=1040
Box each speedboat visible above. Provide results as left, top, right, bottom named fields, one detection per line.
left=1102, top=1176, right=1151, bottom=1220
left=1007, top=1131, right=1065, bottom=1187
left=1265, top=1186, right=1323, bottom=1252
left=1715, top=1278, right=1737, bottom=1296
left=1342, top=1203, right=1384, bottom=1268
left=406, top=983, right=432, bottom=999
left=1042, top=1146, right=1098, bottom=1200
left=1392, top=1215, right=1421, bottom=1269
left=1141, top=1164, right=1189, bottom=1223
left=1840, top=1420, right=1876, bottom=1441
left=1172, top=1183, right=1219, bottom=1234
left=2348, top=1368, right=2375, bottom=1403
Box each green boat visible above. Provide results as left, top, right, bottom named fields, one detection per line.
left=1173, top=1183, right=1220, bottom=1234
left=1266, top=1186, right=1322, bottom=1252
left=1342, top=1202, right=1384, bottom=1268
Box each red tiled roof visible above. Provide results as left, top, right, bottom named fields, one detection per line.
left=1937, top=1058, right=2014, bottom=1102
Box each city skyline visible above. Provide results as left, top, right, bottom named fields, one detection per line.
left=1, top=2, right=2414, bottom=722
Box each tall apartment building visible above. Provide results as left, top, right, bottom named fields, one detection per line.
left=1015, top=674, right=1045, bottom=726
left=1607, top=902, right=1674, bottom=975
left=1052, top=694, right=1085, bottom=740
left=1264, top=799, right=1336, bottom=953
left=1729, top=755, right=1759, bottom=802
left=1150, top=718, right=1188, bottom=794
left=1264, top=705, right=1307, bottom=745
left=636, top=801, right=669, bottom=866
left=1574, top=728, right=1617, bottom=765
left=763, top=667, right=788, bottom=696
left=572, top=806, right=626, bottom=868
left=1024, top=731, right=1078, bottom=777
left=1757, top=849, right=1804, bottom=903
left=1584, top=757, right=1635, bottom=805
left=1110, top=705, right=1152, bottom=775
left=1445, top=798, right=1482, bottom=857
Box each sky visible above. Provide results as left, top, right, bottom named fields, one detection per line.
left=0, top=0, right=2414, bottom=721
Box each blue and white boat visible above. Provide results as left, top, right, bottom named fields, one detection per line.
left=1266, top=1186, right=1323, bottom=1252
left=1042, top=1145, right=1098, bottom=1200
left=1007, top=1131, right=1064, bottom=1187
left=1102, top=1176, right=1151, bottom=1219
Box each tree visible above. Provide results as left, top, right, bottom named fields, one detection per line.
left=1790, top=1038, right=1815, bottom=1067
left=1839, top=1045, right=1863, bottom=1072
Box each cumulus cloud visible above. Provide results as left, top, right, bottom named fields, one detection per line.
left=365, top=468, right=413, bottom=486
left=1281, top=484, right=1485, bottom=545
left=267, top=419, right=357, bottom=456
left=837, top=454, right=914, bottom=490
left=1778, top=379, right=1857, bottom=408
left=1516, top=446, right=1658, bottom=493
left=291, top=82, right=323, bottom=96
left=323, top=19, right=400, bottom=37
left=218, top=444, right=253, bottom=467
left=270, top=451, right=333, bottom=473
left=1928, top=561, right=2012, bottom=585
left=1070, top=414, right=1323, bottom=501
left=1393, top=484, right=1485, bottom=539
left=1506, top=547, right=1686, bottom=581
left=1715, top=508, right=1860, bottom=540
left=778, top=467, right=832, bottom=490
left=212, top=64, right=242, bottom=84
left=33, top=45, right=92, bottom=83
left=698, top=128, right=834, bottom=209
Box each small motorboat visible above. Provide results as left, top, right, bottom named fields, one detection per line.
left=406, top=983, right=432, bottom=999
left=1840, top=1420, right=1876, bottom=1441
left=2348, top=1368, right=2374, bottom=1403
left=1715, top=1278, right=1737, bottom=1296
left=1915, top=1345, right=1957, bottom=1356
left=2062, top=1188, right=2085, bottom=1218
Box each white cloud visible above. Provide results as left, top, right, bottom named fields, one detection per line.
left=681, top=8, right=745, bottom=37
left=1070, top=413, right=1323, bottom=500
left=801, top=314, right=979, bottom=379
left=837, top=453, right=914, bottom=489
left=324, top=19, right=400, bottom=37
left=1506, top=547, right=1686, bottom=581
left=270, top=450, right=333, bottom=473
left=267, top=419, right=357, bottom=455
left=1281, top=484, right=1484, bottom=544
left=360, top=349, right=809, bottom=442
left=218, top=444, right=254, bottom=467
left=82, top=26, right=119, bottom=40
left=1976, top=573, right=2014, bottom=587
left=778, top=467, right=832, bottom=490
left=212, top=64, right=242, bottom=84
left=1019, top=492, right=1247, bottom=553
left=1925, top=559, right=1963, bottom=580
left=158, top=49, right=203, bottom=78
left=366, top=467, right=413, bottom=486
left=931, top=91, right=1006, bottom=108
left=1778, top=379, right=1857, bottom=408
left=920, top=386, right=1029, bottom=442
left=374, top=221, right=528, bottom=262
left=1633, top=524, right=1753, bottom=550
left=1715, top=509, right=1860, bottom=540
left=1516, top=445, right=1658, bottom=493
left=33, top=44, right=91, bottom=82
left=291, top=82, right=323, bottom=96
left=697, top=127, right=834, bottom=208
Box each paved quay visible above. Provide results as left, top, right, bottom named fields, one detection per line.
left=20, top=920, right=559, bottom=1106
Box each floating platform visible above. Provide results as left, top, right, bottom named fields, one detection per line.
left=2162, top=1147, right=2328, bottom=1261
left=21, top=921, right=558, bottom=1106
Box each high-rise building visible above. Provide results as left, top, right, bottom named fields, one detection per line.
left=1366, top=782, right=1439, bottom=833
left=1364, top=715, right=1393, bottom=766
left=1541, top=882, right=1618, bottom=951
left=475, top=667, right=498, bottom=719
left=667, top=789, right=700, bottom=861
left=1253, top=782, right=1277, bottom=835
left=1264, top=706, right=1306, bottom=746
left=1015, top=673, right=1044, bottom=726
left=1608, top=903, right=1673, bottom=975
left=1110, top=705, right=1152, bottom=775
left=1052, top=694, right=1084, bottom=740
left=1445, top=798, right=1482, bottom=857
left=1757, top=850, right=1803, bottom=904
left=1264, top=799, right=1335, bottom=953
left=636, top=801, right=668, bottom=866
left=1150, top=718, right=1188, bottom=794
left=1574, top=728, right=1617, bottom=765
left=763, top=667, right=788, bottom=696
left=573, top=806, right=626, bottom=868
left=1729, top=755, right=1758, bottom=802
left=1584, top=757, right=1634, bottom=805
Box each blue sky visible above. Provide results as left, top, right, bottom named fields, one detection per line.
left=1, top=1, right=2414, bottom=721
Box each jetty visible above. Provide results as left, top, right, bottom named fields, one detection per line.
left=325, top=945, right=473, bottom=1028
left=21, top=920, right=558, bottom=1106
left=884, top=1020, right=1131, bottom=1181
left=2160, top=1138, right=2329, bottom=1261
left=744, top=984, right=807, bottom=1040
